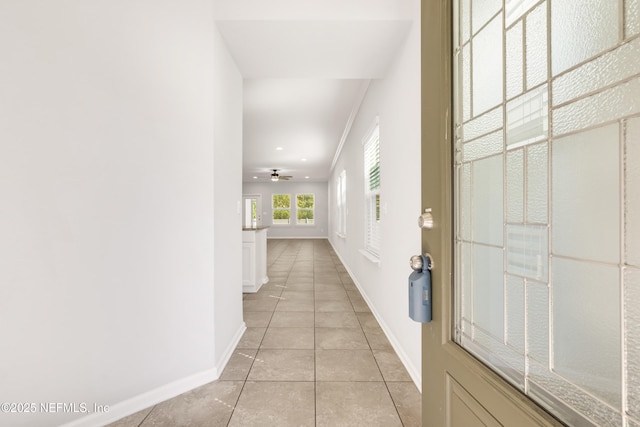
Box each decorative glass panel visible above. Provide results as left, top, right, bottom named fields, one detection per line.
left=505, top=0, right=539, bottom=27
left=526, top=142, right=547, bottom=224
left=473, top=14, right=503, bottom=116
left=627, top=267, right=640, bottom=419
left=626, top=0, right=640, bottom=39
left=627, top=117, right=640, bottom=267
left=472, top=244, right=504, bottom=339
left=506, top=85, right=548, bottom=148
left=472, top=0, right=501, bottom=35
left=462, top=44, right=471, bottom=121
left=461, top=0, right=471, bottom=44
left=506, top=224, right=548, bottom=281
left=551, top=0, right=619, bottom=75
left=463, top=130, right=503, bottom=162
left=460, top=163, right=472, bottom=241
left=527, top=281, right=548, bottom=364
left=472, top=155, right=503, bottom=246
left=506, top=21, right=523, bottom=100
left=506, top=149, right=524, bottom=223
left=460, top=242, right=473, bottom=323
left=528, top=361, right=623, bottom=427
left=525, top=2, right=547, bottom=89
left=552, top=37, right=640, bottom=107
left=553, top=77, right=640, bottom=137
left=463, top=105, right=503, bottom=141
left=553, top=258, right=621, bottom=407
left=552, top=124, right=620, bottom=263
left=454, top=1, right=637, bottom=424
left=505, top=275, right=525, bottom=353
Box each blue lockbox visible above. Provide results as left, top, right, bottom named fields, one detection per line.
left=409, top=254, right=432, bottom=323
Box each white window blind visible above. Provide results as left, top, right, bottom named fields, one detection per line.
left=364, top=124, right=380, bottom=256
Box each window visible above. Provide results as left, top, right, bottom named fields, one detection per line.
left=296, top=194, right=315, bottom=225
left=337, top=170, right=347, bottom=236
left=272, top=194, right=290, bottom=224
left=364, top=122, right=380, bottom=256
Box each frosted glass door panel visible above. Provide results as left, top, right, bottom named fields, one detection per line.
left=506, top=149, right=524, bottom=222
left=454, top=0, right=640, bottom=425
left=472, top=15, right=503, bottom=116
left=505, top=0, right=539, bottom=27
left=627, top=0, right=640, bottom=38
left=526, top=281, right=549, bottom=364
left=506, top=85, right=548, bottom=148
left=462, top=44, right=471, bottom=121
left=472, top=0, right=501, bottom=34
left=552, top=37, right=640, bottom=107
left=506, top=22, right=523, bottom=100
left=627, top=267, right=640, bottom=419
left=463, top=106, right=502, bottom=141
left=552, top=124, right=620, bottom=264
left=553, top=258, right=621, bottom=407
left=551, top=0, right=619, bottom=75
left=506, top=224, right=548, bottom=281
left=472, top=244, right=504, bottom=339
left=553, top=77, right=640, bottom=137
left=471, top=155, right=503, bottom=246
left=506, top=275, right=525, bottom=353
left=525, top=3, right=547, bottom=89
left=460, top=0, right=471, bottom=43
left=526, top=143, right=547, bottom=224
left=627, top=117, right=640, bottom=268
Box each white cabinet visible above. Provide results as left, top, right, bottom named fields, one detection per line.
left=242, top=227, right=269, bottom=293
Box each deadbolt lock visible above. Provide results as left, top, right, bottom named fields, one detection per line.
left=418, top=208, right=434, bottom=230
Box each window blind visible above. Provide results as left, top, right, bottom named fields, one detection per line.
left=364, top=126, right=380, bottom=256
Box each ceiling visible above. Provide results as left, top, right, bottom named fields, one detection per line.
left=214, top=0, right=416, bottom=182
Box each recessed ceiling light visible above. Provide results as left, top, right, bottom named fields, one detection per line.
left=305, top=176, right=310, bottom=179
left=253, top=176, right=258, bottom=179
left=276, top=147, right=284, bottom=151
left=301, top=158, right=307, bottom=162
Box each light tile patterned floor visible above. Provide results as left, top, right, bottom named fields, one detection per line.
left=109, top=239, right=421, bottom=427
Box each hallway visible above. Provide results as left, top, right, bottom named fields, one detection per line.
left=109, top=239, right=420, bottom=426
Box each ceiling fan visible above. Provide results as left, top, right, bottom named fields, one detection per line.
left=270, top=169, right=292, bottom=182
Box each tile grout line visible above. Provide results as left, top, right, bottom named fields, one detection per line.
left=313, top=240, right=317, bottom=427
left=135, top=404, right=156, bottom=427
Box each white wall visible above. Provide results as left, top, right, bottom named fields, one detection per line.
left=0, top=2, right=244, bottom=426
left=328, top=0, right=422, bottom=388
left=243, top=181, right=329, bottom=238
left=213, top=19, right=245, bottom=370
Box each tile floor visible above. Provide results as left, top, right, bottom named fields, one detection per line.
left=109, top=239, right=421, bottom=427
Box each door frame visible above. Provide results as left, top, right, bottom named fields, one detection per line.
left=242, top=194, right=262, bottom=228
left=420, top=1, right=563, bottom=424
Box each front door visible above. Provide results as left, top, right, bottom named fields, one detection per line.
left=242, top=194, right=262, bottom=228
left=422, top=0, right=639, bottom=425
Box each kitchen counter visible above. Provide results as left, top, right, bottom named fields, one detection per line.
left=242, top=227, right=269, bottom=293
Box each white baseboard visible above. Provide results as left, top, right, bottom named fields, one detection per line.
left=266, top=236, right=329, bottom=240
left=329, top=241, right=422, bottom=393
left=62, top=322, right=247, bottom=427
left=216, top=322, right=247, bottom=376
